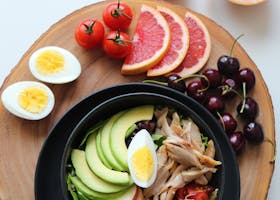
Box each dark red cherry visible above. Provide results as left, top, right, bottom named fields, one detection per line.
left=204, top=95, right=225, bottom=115
left=221, top=78, right=239, bottom=99
left=126, top=120, right=156, bottom=146
left=219, top=113, right=237, bottom=134
left=217, top=55, right=240, bottom=77
left=187, top=80, right=207, bottom=103
left=243, top=122, right=264, bottom=144
left=237, top=97, right=259, bottom=121
left=236, top=68, right=255, bottom=91
left=136, top=120, right=156, bottom=134
left=167, top=74, right=186, bottom=92
left=228, top=131, right=246, bottom=154
left=201, top=68, right=222, bottom=88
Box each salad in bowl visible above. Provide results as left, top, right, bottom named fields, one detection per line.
left=61, top=92, right=225, bottom=200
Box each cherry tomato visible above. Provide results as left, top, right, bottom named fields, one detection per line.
left=75, top=18, right=104, bottom=49
left=103, top=1, right=133, bottom=30
left=176, top=187, right=188, bottom=199
left=176, top=183, right=215, bottom=200
left=188, top=191, right=209, bottom=200
left=102, top=30, right=131, bottom=59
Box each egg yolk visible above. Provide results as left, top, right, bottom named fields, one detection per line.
left=18, top=86, right=49, bottom=114
left=131, top=146, right=154, bottom=182
left=35, top=50, right=65, bottom=75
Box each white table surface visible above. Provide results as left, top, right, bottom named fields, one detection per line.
left=0, top=0, right=279, bottom=199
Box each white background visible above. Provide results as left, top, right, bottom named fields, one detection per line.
left=0, top=0, right=279, bottom=199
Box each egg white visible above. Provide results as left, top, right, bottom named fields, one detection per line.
left=127, top=129, right=158, bottom=188
left=29, top=46, right=81, bottom=84
left=1, top=81, right=55, bottom=120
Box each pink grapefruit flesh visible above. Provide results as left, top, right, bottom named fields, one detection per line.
left=147, top=6, right=189, bottom=77
left=121, top=5, right=171, bottom=75
left=171, top=12, right=211, bottom=77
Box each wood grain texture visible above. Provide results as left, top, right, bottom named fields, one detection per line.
left=0, top=0, right=275, bottom=199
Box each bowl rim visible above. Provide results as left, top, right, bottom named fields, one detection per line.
left=60, top=91, right=226, bottom=200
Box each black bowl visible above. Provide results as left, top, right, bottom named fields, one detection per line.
left=60, top=91, right=234, bottom=200
left=35, top=82, right=239, bottom=200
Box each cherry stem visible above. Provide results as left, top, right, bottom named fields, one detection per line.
left=175, top=74, right=205, bottom=82
left=117, top=0, right=120, bottom=9
left=107, top=30, right=132, bottom=46
left=143, top=79, right=168, bottom=86
left=216, top=112, right=225, bottom=132
left=264, top=137, right=276, bottom=163
left=83, top=18, right=96, bottom=34
left=229, top=34, right=244, bottom=56
left=220, top=85, right=243, bottom=99
left=175, top=74, right=209, bottom=92
left=111, top=0, right=132, bottom=20
left=239, top=82, right=247, bottom=113
left=144, top=73, right=209, bottom=92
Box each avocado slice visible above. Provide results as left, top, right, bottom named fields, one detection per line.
left=69, top=175, right=128, bottom=199
left=77, top=191, right=91, bottom=200
left=71, top=149, right=128, bottom=193
left=114, top=184, right=137, bottom=200
left=85, top=133, right=132, bottom=186
left=95, top=129, right=113, bottom=169
left=100, top=111, right=126, bottom=171
left=110, top=105, right=154, bottom=170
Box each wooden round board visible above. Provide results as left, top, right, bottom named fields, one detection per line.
left=0, top=0, right=275, bottom=199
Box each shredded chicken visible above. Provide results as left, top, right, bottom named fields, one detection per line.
left=204, top=140, right=216, bottom=181
left=152, top=195, right=159, bottom=200
left=193, top=149, right=222, bottom=167
left=181, top=167, right=217, bottom=183
left=159, top=191, right=167, bottom=200
left=155, top=108, right=178, bottom=138
left=165, top=189, right=177, bottom=200
left=170, top=112, right=185, bottom=139
left=195, top=175, right=209, bottom=185
left=157, top=145, right=168, bottom=166
left=205, top=140, right=216, bottom=158
left=143, top=108, right=221, bottom=200
left=161, top=165, right=187, bottom=191
left=135, top=187, right=145, bottom=200
left=182, top=119, right=205, bottom=153
left=164, top=142, right=202, bottom=169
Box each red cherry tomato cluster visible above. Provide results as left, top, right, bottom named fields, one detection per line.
left=74, top=1, right=133, bottom=59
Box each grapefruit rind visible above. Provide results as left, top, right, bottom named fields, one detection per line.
left=147, top=6, right=189, bottom=77
left=171, top=12, right=211, bottom=77
left=228, top=0, right=265, bottom=6
left=121, top=5, right=171, bottom=75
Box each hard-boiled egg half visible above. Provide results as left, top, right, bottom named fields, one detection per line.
left=29, top=46, right=81, bottom=84
left=127, top=129, right=157, bottom=188
left=1, top=81, right=55, bottom=120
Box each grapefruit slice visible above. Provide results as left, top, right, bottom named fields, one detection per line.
left=171, top=12, right=211, bottom=77
left=228, top=0, right=265, bottom=6
left=121, top=5, right=171, bottom=75
left=147, top=6, right=189, bottom=77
